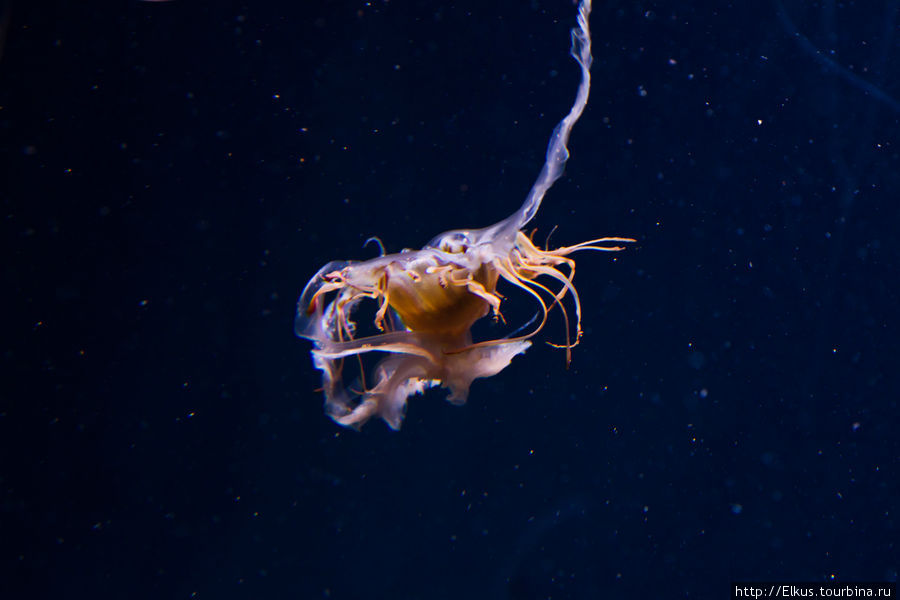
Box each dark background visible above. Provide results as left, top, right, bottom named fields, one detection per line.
left=2, top=0, right=898, bottom=598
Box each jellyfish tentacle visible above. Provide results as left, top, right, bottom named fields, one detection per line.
left=499, top=0, right=594, bottom=237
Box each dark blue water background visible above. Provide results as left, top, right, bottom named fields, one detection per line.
left=2, top=0, right=897, bottom=598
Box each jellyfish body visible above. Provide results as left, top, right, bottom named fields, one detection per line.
left=296, top=0, right=635, bottom=430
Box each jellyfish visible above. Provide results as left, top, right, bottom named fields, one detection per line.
left=296, top=0, right=634, bottom=430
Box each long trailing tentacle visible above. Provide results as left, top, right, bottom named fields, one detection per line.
left=514, top=272, right=577, bottom=363
left=509, top=0, right=594, bottom=231
left=545, top=236, right=637, bottom=255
